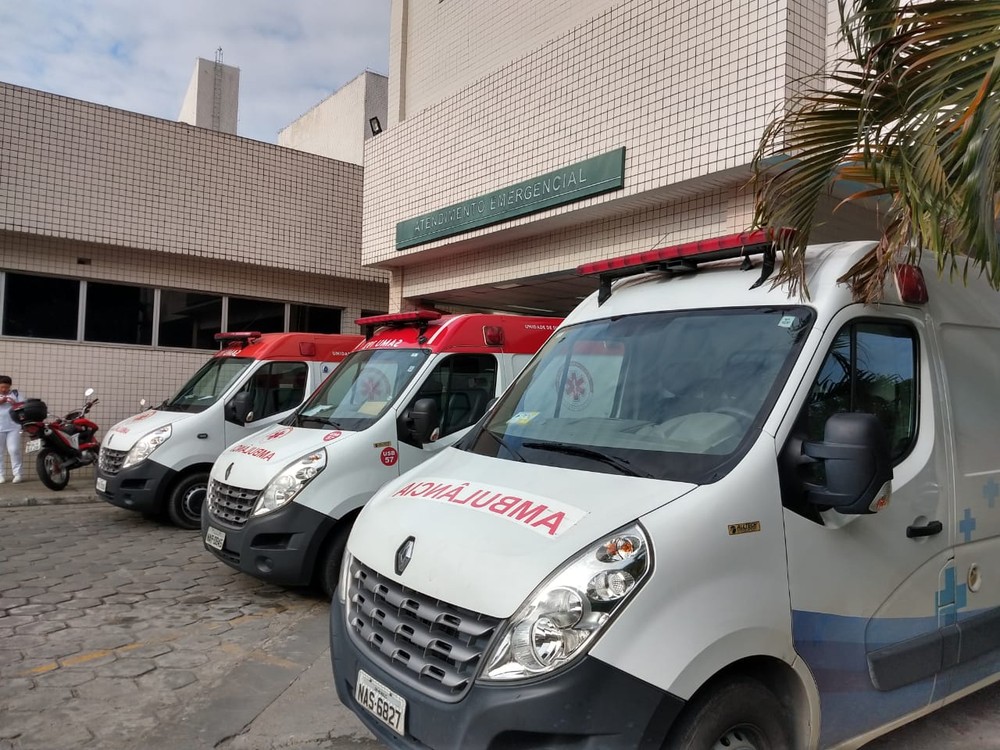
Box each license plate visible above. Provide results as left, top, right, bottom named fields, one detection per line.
left=205, top=526, right=226, bottom=551
left=25, top=439, right=42, bottom=453
left=96, top=477, right=107, bottom=492
left=355, top=670, right=406, bottom=735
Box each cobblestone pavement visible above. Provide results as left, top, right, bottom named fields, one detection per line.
left=0, top=499, right=377, bottom=750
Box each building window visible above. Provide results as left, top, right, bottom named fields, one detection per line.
left=159, top=290, right=222, bottom=349
left=85, top=281, right=154, bottom=345
left=2, top=272, right=79, bottom=340
left=290, top=304, right=342, bottom=333
left=229, top=297, right=284, bottom=333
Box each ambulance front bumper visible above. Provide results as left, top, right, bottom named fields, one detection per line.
left=96, top=460, right=175, bottom=515
left=330, top=600, right=685, bottom=749
left=202, top=499, right=334, bottom=587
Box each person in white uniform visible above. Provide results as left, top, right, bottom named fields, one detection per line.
left=0, top=375, right=24, bottom=483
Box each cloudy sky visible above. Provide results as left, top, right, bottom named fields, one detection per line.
left=0, top=0, right=391, bottom=144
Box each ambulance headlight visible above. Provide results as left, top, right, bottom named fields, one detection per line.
left=253, top=449, right=327, bottom=517
left=122, top=425, right=172, bottom=468
left=481, top=524, right=650, bottom=681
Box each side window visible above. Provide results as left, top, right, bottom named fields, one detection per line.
left=245, top=362, right=309, bottom=420
left=412, top=354, right=498, bottom=439
left=806, top=321, right=918, bottom=461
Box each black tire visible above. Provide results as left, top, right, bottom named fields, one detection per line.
left=36, top=449, right=70, bottom=491
left=665, top=677, right=792, bottom=750
left=316, top=523, right=352, bottom=600
left=166, top=472, right=209, bottom=530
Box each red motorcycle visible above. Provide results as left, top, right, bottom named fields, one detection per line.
left=17, top=389, right=101, bottom=491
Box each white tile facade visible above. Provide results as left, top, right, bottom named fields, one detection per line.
left=0, top=82, right=388, bottom=426
left=366, top=0, right=856, bottom=312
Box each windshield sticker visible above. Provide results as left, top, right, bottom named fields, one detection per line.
left=778, top=316, right=797, bottom=329
left=508, top=411, right=539, bottom=425
left=562, top=361, right=593, bottom=411
left=265, top=427, right=292, bottom=440
left=229, top=444, right=275, bottom=461
left=391, top=478, right=587, bottom=538
left=323, top=430, right=343, bottom=442
left=380, top=447, right=399, bottom=466
left=360, top=371, right=391, bottom=400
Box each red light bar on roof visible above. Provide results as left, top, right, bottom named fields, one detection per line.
left=355, top=310, right=443, bottom=327
left=578, top=230, right=777, bottom=277
left=214, top=331, right=262, bottom=347
left=577, top=229, right=792, bottom=305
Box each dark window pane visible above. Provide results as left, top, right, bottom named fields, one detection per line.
left=159, top=290, right=222, bottom=349
left=229, top=297, right=284, bottom=333
left=85, top=282, right=154, bottom=345
left=290, top=304, right=342, bottom=333
left=3, top=273, right=79, bottom=340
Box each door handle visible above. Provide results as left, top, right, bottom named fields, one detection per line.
left=906, top=520, right=943, bottom=538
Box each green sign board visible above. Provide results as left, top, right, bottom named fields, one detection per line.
left=396, top=147, right=626, bottom=250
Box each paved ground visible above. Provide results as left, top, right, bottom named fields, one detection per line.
left=0, top=473, right=379, bottom=750
left=1, top=472, right=1000, bottom=749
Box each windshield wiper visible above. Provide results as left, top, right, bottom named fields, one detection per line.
left=522, top=441, right=652, bottom=478
left=297, top=415, right=341, bottom=429
left=482, top=428, right=526, bottom=462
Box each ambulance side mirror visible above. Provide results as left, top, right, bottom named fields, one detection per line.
left=398, top=398, right=439, bottom=448
left=227, top=392, right=254, bottom=425
left=802, top=413, right=893, bottom=515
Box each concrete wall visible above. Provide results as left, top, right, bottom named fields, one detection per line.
left=365, top=0, right=844, bottom=311
left=1, top=81, right=389, bottom=426
left=178, top=58, right=240, bottom=135
left=388, top=0, right=619, bottom=125
left=278, top=72, right=388, bottom=165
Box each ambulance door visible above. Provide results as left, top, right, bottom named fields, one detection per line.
left=224, top=361, right=309, bottom=446
left=779, top=314, right=952, bottom=746
left=938, top=325, right=1000, bottom=701
left=395, top=353, right=499, bottom=473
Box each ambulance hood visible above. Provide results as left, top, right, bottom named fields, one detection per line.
left=212, top=425, right=357, bottom=488
left=101, top=409, right=197, bottom=452
left=348, top=447, right=696, bottom=619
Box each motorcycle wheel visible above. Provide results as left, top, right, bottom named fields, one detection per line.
left=37, top=449, right=70, bottom=491
left=167, top=472, right=209, bottom=530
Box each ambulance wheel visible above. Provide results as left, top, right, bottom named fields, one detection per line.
left=167, top=472, right=209, bottom=530
left=317, top=524, right=352, bottom=600
left=665, top=676, right=791, bottom=750
left=37, top=449, right=70, bottom=491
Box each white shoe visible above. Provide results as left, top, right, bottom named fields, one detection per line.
left=0, top=476, right=6, bottom=483
left=12, top=476, right=22, bottom=484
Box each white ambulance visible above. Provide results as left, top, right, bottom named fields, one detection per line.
left=200, top=312, right=561, bottom=597
left=97, top=331, right=361, bottom=529
left=331, top=232, right=1000, bottom=749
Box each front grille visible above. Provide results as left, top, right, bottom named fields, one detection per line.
left=207, top=479, right=260, bottom=528
left=98, top=447, right=127, bottom=475
left=346, top=558, right=501, bottom=701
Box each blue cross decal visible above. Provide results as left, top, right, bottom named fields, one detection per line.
left=936, top=564, right=968, bottom=627
left=984, top=479, right=999, bottom=509
left=959, top=508, right=977, bottom=543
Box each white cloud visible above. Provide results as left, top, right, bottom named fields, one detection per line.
left=0, top=0, right=390, bottom=143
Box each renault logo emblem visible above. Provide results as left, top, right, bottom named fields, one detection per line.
left=395, top=536, right=415, bottom=575
left=224, top=463, right=234, bottom=481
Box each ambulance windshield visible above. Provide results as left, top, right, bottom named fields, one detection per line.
left=163, top=357, right=254, bottom=413
left=468, top=307, right=814, bottom=483
left=291, top=348, right=429, bottom=431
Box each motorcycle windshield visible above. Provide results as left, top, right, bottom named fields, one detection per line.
left=289, top=348, right=429, bottom=432
left=162, top=357, right=254, bottom=413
